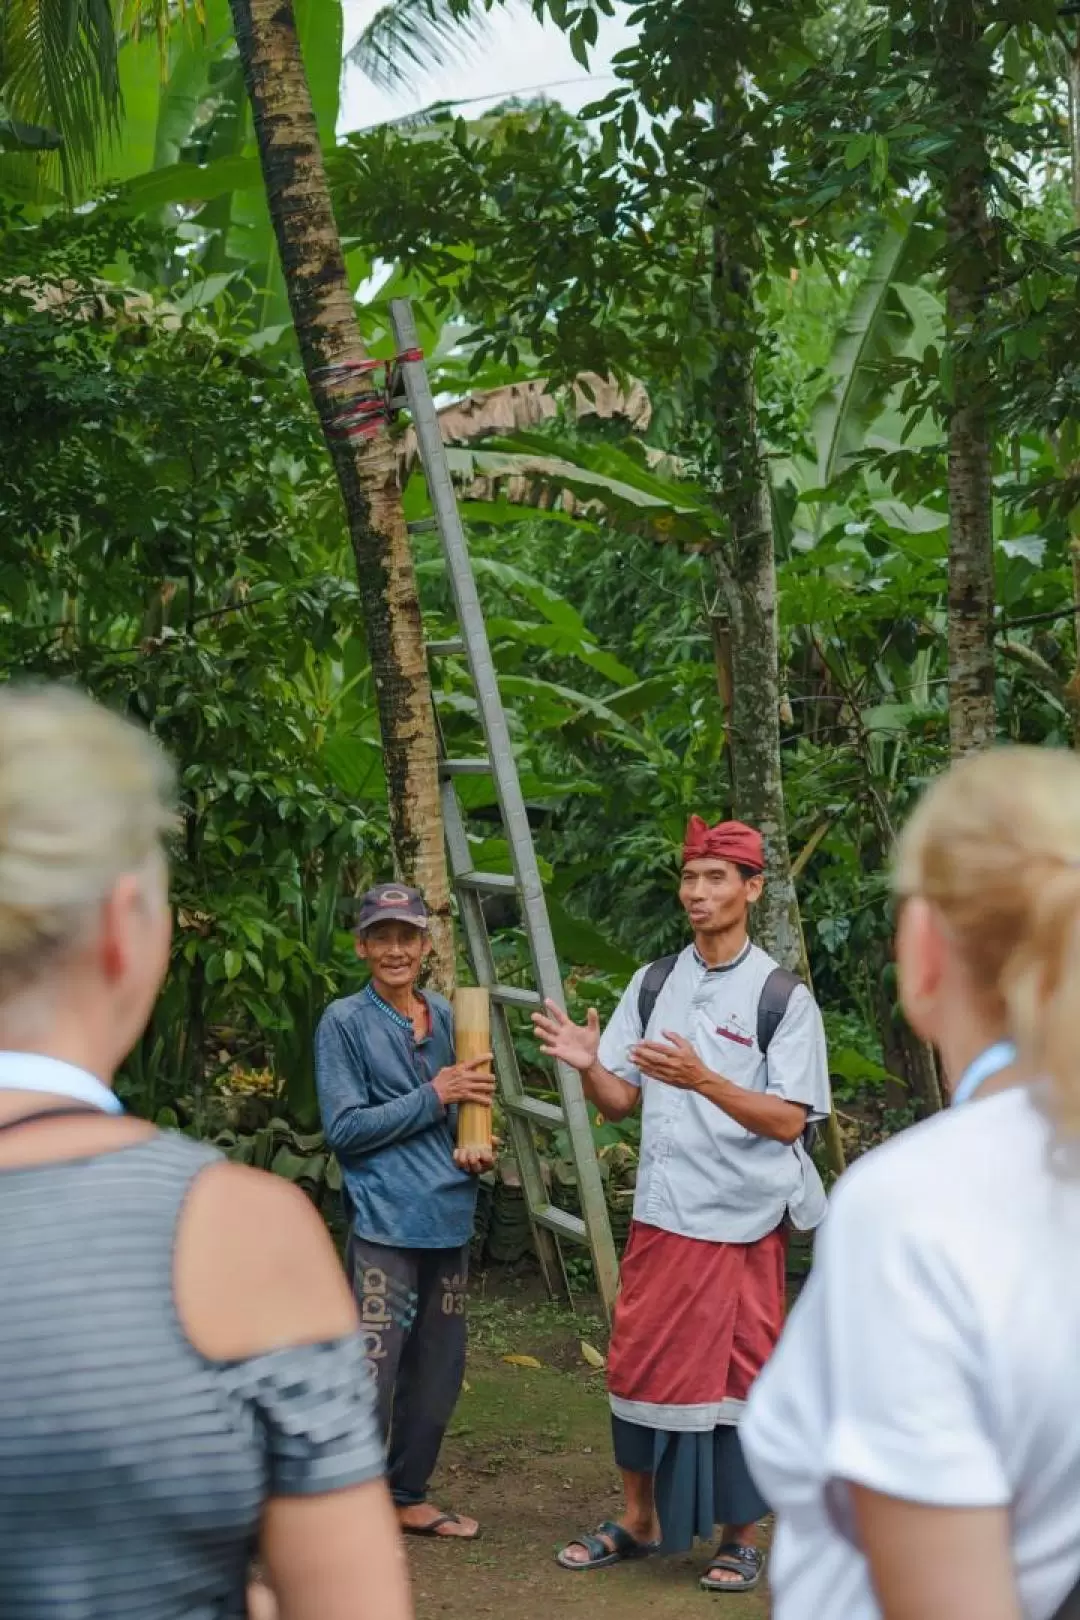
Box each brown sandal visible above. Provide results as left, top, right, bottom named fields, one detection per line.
left=401, top=1511, right=480, bottom=1541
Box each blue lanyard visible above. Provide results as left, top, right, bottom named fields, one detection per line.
left=0, top=1053, right=123, bottom=1115
left=951, top=1040, right=1016, bottom=1107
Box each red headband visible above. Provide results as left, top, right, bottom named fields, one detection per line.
left=683, top=816, right=765, bottom=873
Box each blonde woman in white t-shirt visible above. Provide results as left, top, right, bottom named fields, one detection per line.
left=742, top=746, right=1080, bottom=1620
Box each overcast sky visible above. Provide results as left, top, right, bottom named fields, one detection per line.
left=338, top=0, right=635, bottom=132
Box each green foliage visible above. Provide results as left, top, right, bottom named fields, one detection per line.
left=4, top=0, right=1080, bottom=1179
left=0, top=0, right=122, bottom=189
left=0, top=207, right=387, bottom=1125
left=0, top=0, right=190, bottom=193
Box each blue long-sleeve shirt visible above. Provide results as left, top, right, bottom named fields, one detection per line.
left=315, top=986, right=478, bottom=1250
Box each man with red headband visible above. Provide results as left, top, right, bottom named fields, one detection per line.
left=534, top=817, right=830, bottom=1594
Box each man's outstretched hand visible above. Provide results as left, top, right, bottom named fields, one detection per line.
left=531, top=999, right=601, bottom=1074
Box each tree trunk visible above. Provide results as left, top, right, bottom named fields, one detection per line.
left=1066, top=29, right=1080, bottom=748
left=872, top=964, right=912, bottom=1114
left=709, top=228, right=846, bottom=1176
left=709, top=611, right=733, bottom=713
left=900, top=1020, right=945, bottom=1114
left=707, top=610, right=734, bottom=791
left=940, top=0, right=997, bottom=758
left=709, top=241, right=802, bottom=972
left=872, top=949, right=944, bottom=1117
left=227, top=0, right=454, bottom=990
left=717, top=532, right=803, bottom=966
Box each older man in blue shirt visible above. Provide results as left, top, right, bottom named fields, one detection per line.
left=315, top=883, right=495, bottom=1542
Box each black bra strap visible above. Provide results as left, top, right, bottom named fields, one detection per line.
left=0, top=1104, right=103, bottom=1135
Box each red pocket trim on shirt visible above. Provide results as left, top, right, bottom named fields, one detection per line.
left=716, top=1024, right=754, bottom=1048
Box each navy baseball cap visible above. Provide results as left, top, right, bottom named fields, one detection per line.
left=355, top=883, right=429, bottom=934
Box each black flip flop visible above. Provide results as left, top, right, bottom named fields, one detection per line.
left=556, top=1520, right=660, bottom=1571
left=700, top=1542, right=764, bottom=1593
left=402, top=1512, right=480, bottom=1542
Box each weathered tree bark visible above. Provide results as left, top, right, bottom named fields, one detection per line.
left=939, top=0, right=997, bottom=757
left=709, top=228, right=846, bottom=1175
left=872, top=960, right=944, bottom=1117
left=1065, top=29, right=1080, bottom=748
left=709, top=240, right=802, bottom=970
left=227, top=0, right=454, bottom=989
left=708, top=610, right=734, bottom=791
left=708, top=611, right=733, bottom=713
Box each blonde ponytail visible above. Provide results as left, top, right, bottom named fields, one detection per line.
left=895, top=746, right=1080, bottom=1136
left=0, top=685, right=175, bottom=995
left=1001, top=871, right=1080, bottom=1136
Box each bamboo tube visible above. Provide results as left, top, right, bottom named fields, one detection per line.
left=454, top=986, right=493, bottom=1151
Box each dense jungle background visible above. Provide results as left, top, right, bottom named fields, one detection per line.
left=3, top=0, right=1079, bottom=1281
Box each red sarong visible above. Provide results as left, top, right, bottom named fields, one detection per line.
left=607, top=1221, right=786, bottom=1423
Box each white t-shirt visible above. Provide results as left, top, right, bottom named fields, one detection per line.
left=597, top=942, right=832, bottom=1244
left=742, top=1086, right=1080, bottom=1620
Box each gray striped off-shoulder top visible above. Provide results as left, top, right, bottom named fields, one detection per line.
left=0, top=1130, right=385, bottom=1619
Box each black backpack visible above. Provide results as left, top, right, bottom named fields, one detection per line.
left=636, top=955, right=818, bottom=1152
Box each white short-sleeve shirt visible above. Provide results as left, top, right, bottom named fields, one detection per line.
left=742, top=1086, right=1080, bottom=1620
left=597, top=942, right=831, bottom=1244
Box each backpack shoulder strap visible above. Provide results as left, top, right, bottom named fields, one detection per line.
left=757, top=966, right=802, bottom=1055
left=757, top=967, right=823, bottom=1154
left=636, top=953, right=680, bottom=1035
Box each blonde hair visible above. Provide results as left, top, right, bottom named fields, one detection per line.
left=895, top=746, right=1080, bottom=1134
left=0, top=685, right=175, bottom=995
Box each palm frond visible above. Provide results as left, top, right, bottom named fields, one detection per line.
left=346, top=0, right=504, bottom=93
left=1, top=0, right=122, bottom=185
left=0, top=0, right=179, bottom=190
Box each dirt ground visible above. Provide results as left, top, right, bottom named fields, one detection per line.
left=407, top=1282, right=770, bottom=1620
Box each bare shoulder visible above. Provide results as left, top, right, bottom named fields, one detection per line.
left=175, top=1160, right=358, bottom=1363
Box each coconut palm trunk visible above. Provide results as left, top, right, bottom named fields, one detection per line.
left=227, top=0, right=453, bottom=988
left=939, top=0, right=997, bottom=758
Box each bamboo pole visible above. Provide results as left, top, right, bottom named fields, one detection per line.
left=455, top=987, right=492, bottom=1151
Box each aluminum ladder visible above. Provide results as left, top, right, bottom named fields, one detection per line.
left=388, top=298, right=619, bottom=1319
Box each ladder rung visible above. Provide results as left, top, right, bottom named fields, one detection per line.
left=457, top=871, right=518, bottom=893
left=440, top=758, right=491, bottom=777
left=505, top=1096, right=565, bottom=1127
left=532, top=1203, right=588, bottom=1243
left=426, top=637, right=465, bottom=656
left=489, top=984, right=542, bottom=1009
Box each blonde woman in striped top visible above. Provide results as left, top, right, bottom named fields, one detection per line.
left=0, top=684, right=412, bottom=1620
